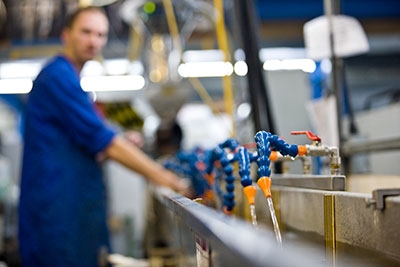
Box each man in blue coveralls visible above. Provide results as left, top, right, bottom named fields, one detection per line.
left=18, top=6, right=190, bottom=267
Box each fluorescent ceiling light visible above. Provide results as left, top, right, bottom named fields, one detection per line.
left=259, top=47, right=308, bottom=61
left=263, top=59, right=316, bottom=73
left=81, top=75, right=145, bottom=92
left=258, top=47, right=316, bottom=73
left=237, top=102, right=252, bottom=119
left=234, top=49, right=246, bottom=61
left=81, top=60, right=105, bottom=76
left=0, top=78, right=33, bottom=94
left=234, top=61, right=248, bottom=76
left=182, top=49, right=225, bottom=62
left=82, top=59, right=144, bottom=77
left=0, top=62, right=42, bottom=79
left=103, top=58, right=130, bottom=75
left=178, top=62, right=233, bottom=78
left=128, top=61, right=144, bottom=75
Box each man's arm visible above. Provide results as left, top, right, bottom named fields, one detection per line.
left=103, top=135, right=190, bottom=194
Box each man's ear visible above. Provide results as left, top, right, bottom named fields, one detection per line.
left=60, top=28, right=69, bottom=44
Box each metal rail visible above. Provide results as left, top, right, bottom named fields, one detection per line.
left=154, top=188, right=309, bottom=267
left=341, top=136, right=400, bottom=155
left=271, top=174, right=346, bottom=191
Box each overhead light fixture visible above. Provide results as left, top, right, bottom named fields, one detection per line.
left=0, top=61, right=42, bottom=79
left=81, top=60, right=105, bottom=77
left=82, top=59, right=144, bottom=77
left=80, top=75, right=145, bottom=92
left=263, top=59, right=316, bottom=73
left=180, top=49, right=234, bottom=77
left=259, top=47, right=308, bottom=61
left=182, top=49, right=225, bottom=62
left=259, top=47, right=316, bottom=73
left=178, top=62, right=233, bottom=78
left=0, top=78, right=33, bottom=94
left=234, top=61, right=248, bottom=76
left=103, top=58, right=130, bottom=76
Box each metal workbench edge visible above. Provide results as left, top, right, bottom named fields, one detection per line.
left=153, top=187, right=311, bottom=267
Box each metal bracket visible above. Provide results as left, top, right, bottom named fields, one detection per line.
left=366, top=188, right=400, bottom=210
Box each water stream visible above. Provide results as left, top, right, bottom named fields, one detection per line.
left=249, top=204, right=257, bottom=226
left=266, top=197, right=282, bottom=248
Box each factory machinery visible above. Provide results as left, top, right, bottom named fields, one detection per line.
left=148, top=130, right=400, bottom=267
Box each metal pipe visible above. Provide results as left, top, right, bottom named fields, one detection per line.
left=233, top=0, right=276, bottom=133
left=303, top=144, right=341, bottom=175
left=324, top=0, right=346, bottom=167
left=341, top=136, right=400, bottom=155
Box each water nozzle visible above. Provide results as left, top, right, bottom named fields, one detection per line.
left=257, top=177, right=272, bottom=198
left=243, top=185, right=257, bottom=205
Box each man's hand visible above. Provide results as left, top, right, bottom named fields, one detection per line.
left=105, top=135, right=194, bottom=198
left=161, top=171, right=194, bottom=198
left=124, top=131, right=144, bottom=148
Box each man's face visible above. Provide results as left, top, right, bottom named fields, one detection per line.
left=63, top=10, right=109, bottom=66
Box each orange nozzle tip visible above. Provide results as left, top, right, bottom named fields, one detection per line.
left=203, top=189, right=214, bottom=200
left=270, top=151, right=279, bottom=161
left=243, top=185, right=257, bottom=205
left=257, top=177, right=271, bottom=198
left=298, top=145, right=307, bottom=156
left=223, top=206, right=233, bottom=215
left=204, top=173, right=214, bottom=184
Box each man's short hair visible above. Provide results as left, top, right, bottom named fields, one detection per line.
left=64, top=6, right=107, bottom=29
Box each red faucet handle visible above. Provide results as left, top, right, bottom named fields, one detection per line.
left=290, top=131, right=321, bottom=142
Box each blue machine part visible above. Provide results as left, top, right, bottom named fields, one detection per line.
left=237, top=146, right=253, bottom=187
